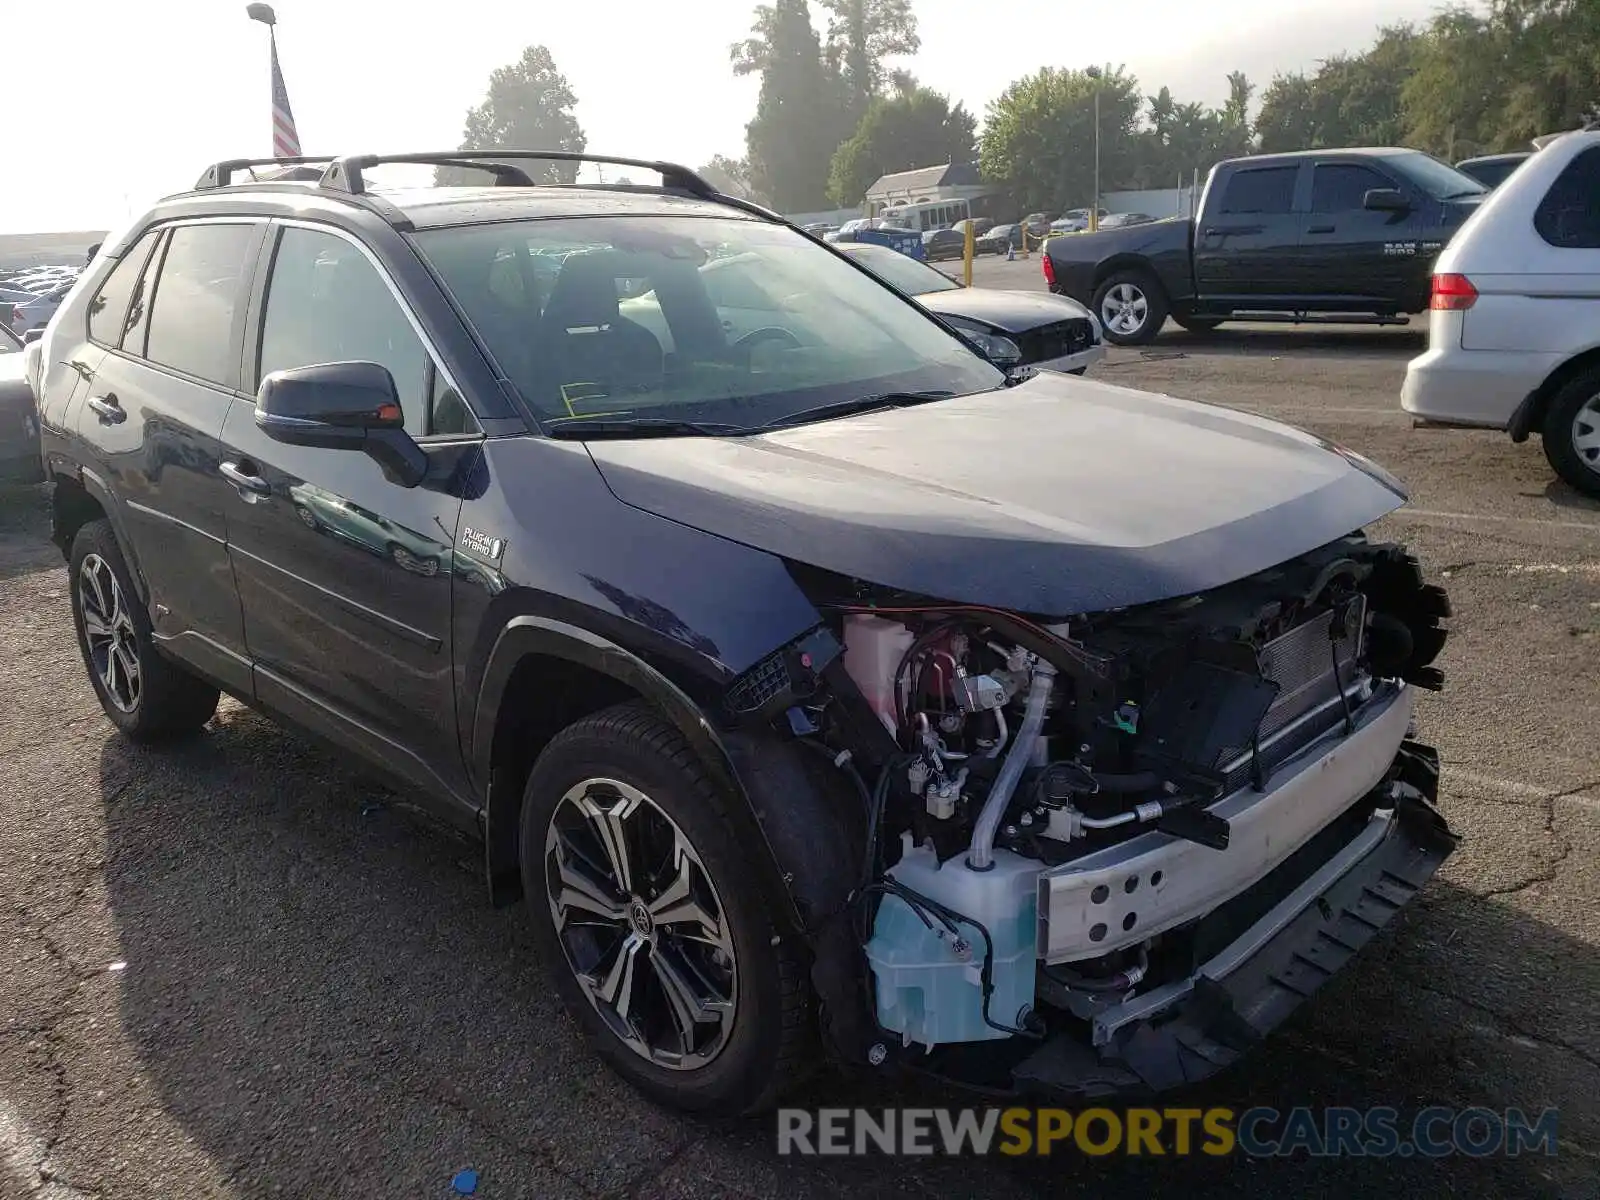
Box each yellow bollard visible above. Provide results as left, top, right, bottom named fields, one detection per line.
left=963, top=222, right=974, bottom=287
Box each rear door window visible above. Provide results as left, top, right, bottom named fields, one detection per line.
left=144, top=223, right=259, bottom=386
left=1535, top=146, right=1600, bottom=249
left=1219, top=166, right=1299, bottom=215
left=87, top=230, right=161, bottom=348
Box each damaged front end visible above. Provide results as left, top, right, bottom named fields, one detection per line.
left=722, top=533, right=1457, bottom=1099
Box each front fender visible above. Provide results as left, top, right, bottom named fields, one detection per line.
left=474, top=615, right=834, bottom=939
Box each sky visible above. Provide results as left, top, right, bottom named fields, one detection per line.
left=2, top=0, right=1459, bottom=234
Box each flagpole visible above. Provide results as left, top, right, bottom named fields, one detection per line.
left=246, top=3, right=300, bottom=159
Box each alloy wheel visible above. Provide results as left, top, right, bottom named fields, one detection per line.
left=544, top=778, right=737, bottom=1070
left=1570, top=392, right=1600, bottom=477
left=78, top=553, right=140, bottom=713
left=1100, top=283, right=1149, bottom=338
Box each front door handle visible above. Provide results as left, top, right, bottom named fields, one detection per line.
left=1306, top=224, right=1336, bottom=234
left=1203, top=224, right=1264, bottom=237
left=86, top=394, right=125, bottom=424
left=219, top=460, right=271, bottom=496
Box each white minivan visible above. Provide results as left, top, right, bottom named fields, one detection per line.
left=1402, top=127, right=1600, bottom=496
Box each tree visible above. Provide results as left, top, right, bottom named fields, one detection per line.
left=697, top=154, right=764, bottom=202
left=1256, top=27, right=1420, bottom=153
left=734, top=0, right=852, bottom=211
left=980, top=66, right=1143, bottom=213
left=818, top=0, right=921, bottom=123
left=827, top=85, right=976, bottom=205
left=440, top=46, right=585, bottom=185
left=1405, top=1, right=1600, bottom=156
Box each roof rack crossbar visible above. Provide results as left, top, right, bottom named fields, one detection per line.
left=317, top=151, right=717, bottom=198
left=195, top=156, right=336, bottom=190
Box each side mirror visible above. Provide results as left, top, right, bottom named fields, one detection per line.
left=255, top=361, right=426, bottom=488
left=22, top=328, right=43, bottom=345
left=1363, top=188, right=1410, bottom=213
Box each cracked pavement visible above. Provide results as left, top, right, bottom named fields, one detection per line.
left=2, top=290, right=1598, bottom=1197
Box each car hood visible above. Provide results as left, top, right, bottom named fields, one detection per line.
left=584, top=372, right=1408, bottom=615
left=916, top=287, right=1094, bottom=331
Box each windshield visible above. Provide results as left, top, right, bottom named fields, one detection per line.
left=414, top=215, right=1001, bottom=430
left=1390, top=151, right=1488, bottom=199
left=840, top=243, right=962, bottom=296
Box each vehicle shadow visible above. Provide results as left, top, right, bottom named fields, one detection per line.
left=1540, top=477, right=1600, bottom=515
left=98, top=719, right=1593, bottom=1199
left=1153, top=325, right=1426, bottom=361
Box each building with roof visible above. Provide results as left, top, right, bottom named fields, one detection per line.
left=863, top=162, right=1005, bottom=218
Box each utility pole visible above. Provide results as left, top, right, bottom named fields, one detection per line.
left=1086, top=66, right=1102, bottom=233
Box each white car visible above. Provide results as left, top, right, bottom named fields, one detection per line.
left=1402, top=126, right=1600, bottom=495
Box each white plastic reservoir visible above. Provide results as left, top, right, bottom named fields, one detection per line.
left=842, top=615, right=916, bottom=734
left=865, top=833, right=1040, bottom=1050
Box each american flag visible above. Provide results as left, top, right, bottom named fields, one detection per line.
left=270, top=31, right=301, bottom=158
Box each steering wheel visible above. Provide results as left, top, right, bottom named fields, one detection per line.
left=733, top=326, right=803, bottom=361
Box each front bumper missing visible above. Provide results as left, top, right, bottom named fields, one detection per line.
left=1038, top=682, right=1414, bottom=964
left=1011, top=744, right=1456, bottom=1099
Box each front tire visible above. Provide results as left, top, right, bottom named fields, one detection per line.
left=1093, top=269, right=1169, bottom=346
left=69, top=519, right=220, bottom=741
left=1542, top=368, right=1600, bottom=497
left=519, top=701, right=813, bottom=1114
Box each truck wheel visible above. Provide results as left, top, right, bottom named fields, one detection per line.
left=1542, top=368, right=1600, bottom=498
left=519, top=701, right=814, bottom=1115
left=69, top=519, right=220, bottom=741
left=1174, top=316, right=1224, bottom=334
left=1093, top=270, right=1168, bottom=345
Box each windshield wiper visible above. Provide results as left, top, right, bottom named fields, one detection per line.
left=543, top=416, right=746, bottom=440
left=758, top=390, right=956, bottom=432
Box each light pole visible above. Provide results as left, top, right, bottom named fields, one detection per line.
left=1085, top=66, right=1102, bottom=233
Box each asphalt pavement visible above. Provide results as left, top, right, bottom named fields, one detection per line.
left=1, top=272, right=1597, bottom=1198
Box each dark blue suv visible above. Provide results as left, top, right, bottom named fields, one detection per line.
left=35, top=151, right=1456, bottom=1115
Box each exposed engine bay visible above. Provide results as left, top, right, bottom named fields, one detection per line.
left=728, top=533, right=1453, bottom=1084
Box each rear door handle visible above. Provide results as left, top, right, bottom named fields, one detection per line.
left=1306, top=224, right=1336, bottom=234
left=219, top=460, right=271, bottom=496
left=86, top=394, right=124, bottom=424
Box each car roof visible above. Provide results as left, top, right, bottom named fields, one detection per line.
left=1456, top=152, right=1532, bottom=167
left=1218, top=147, right=1421, bottom=168
left=127, top=152, right=779, bottom=251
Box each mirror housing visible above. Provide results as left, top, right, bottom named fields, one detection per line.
left=1363, top=187, right=1410, bottom=213
left=22, top=328, right=43, bottom=345
left=255, top=361, right=426, bottom=488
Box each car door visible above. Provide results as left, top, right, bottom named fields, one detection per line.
left=218, top=221, right=480, bottom=807
left=73, top=220, right=262, bottom=696
left=1299, top=160, right=1421, bottom=303
left=1194, top=163, right=1303, bottom=300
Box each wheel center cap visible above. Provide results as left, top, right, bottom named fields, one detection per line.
left=628, top=899, right=654, bottom=937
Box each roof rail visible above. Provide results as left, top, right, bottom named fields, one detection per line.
left=317, top=150, right=718, bottom=198
left=195, top=156, right=336, bottom=189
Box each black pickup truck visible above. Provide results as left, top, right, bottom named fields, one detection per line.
left=1044, top=147, right=1489, bottom=344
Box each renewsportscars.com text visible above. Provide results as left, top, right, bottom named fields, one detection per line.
left=776, top=1106, right=1559, bottom=1159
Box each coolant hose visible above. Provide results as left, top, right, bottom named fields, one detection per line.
left=967, top=660, right=1056, bottom=871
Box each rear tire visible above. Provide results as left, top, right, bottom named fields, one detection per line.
left=69, top=519, right=220, bottom=742
left=1541, top=368, right=1600, bottom=497
left=1093, top=269, right=1168, bottom=346
left=519, top=701, right=814, bottom=1115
